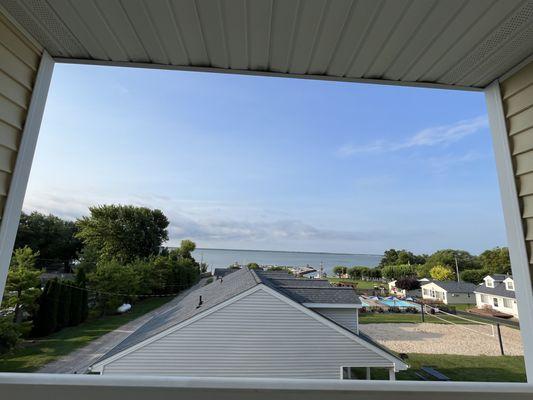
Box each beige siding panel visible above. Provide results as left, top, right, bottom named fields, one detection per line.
left=505, top=84, right=533, bottom=118
left=0, top=120, right=20, bottom=151
left=501, top=60, right=533, bottom=280
left=0, top=12, right=41, bottom=222
left=524, top=195, right=533, bottom=218
left=0, top=44, right=35, bottom=89
left=0, top=94, right=25, bottom=130
left=0, top=171, right=11, bottom=196
left=103, top=289, right=394, bottom=378
left=0, top=146, right=16, bottom=173
left=0, top=18, right=40, bottom=69
left=520, top=172, right=533, bottom=197
left=516, top=150, right=533, bottom=176
left=511, top=128, right=533, bottom=155
left=501, top=61, right=533, bottom=99
left=507, top=106, right=533, bottom=136
left=0, top=70, right=31, bottom=109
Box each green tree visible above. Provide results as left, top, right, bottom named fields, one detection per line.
left=461, top=269, right=489, bottom=284
left=425, top=249, right=479, bottom=272
left=395, top=276, right=421, bottom=291
left=3, top=247, right=42, bottom=324
left=430, top=265, right=455, bottom=281
left=56, top=283, right=71, bottom=329
left=332, top=266, right=347, bottom=278
left=88, top=260, right=141, bottom=315
left=32, top=279, right=60, bottom=336
left=0, top=316, right=22, bottom=354
left=478, top=247, right=511, bottom=274
left=415, top=263, right=432, bottom=279
left=75, top=268, right=89, bottom=322
left=379, top=249, right=426, bottom=267
left=76, top=205, right=169, bottom=264
left=68, top=286, right=83, bottom=327
left=382, top=264, right=416, bottom=280
left=177, top=239, right=196, bottom=260
left=246, top=262, right=260, bottom=270
left=15, top=212, right=83, bottom=272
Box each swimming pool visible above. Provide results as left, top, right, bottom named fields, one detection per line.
left=379, top=298, right=420, bottom=310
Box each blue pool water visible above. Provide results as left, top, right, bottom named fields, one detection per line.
left=380, top=299, right=420, bottom=309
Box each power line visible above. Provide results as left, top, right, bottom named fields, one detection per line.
left=55, top=280, right=193, bottom=298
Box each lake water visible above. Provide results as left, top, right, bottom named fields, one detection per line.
left=191, top=248, right=382, bottom=275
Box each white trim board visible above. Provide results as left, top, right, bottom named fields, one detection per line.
left=52, top=57, right=483, bottom=93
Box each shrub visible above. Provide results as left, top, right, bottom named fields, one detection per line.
left=56, top=283, right=72, bottom=330
left=32, top=279, right=60, bottom=337
left=0, top=317, right=21, bottom=354
left=395, top=276, right=421, bottom=291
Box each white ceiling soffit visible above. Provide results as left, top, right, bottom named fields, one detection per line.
left=2, top=0, right=533, bottom=89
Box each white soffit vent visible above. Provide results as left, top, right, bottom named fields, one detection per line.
left=1, top=0, right=533, bottom=89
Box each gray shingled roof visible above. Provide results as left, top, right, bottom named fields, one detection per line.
left=213, top=267, right=239, bottom=278
left=475, top=281, right=516, bottom=299
left=95, top=268, right=361, bottom=365
left=424, top=280, right=477, bottom=293
left=253, top=270, right=361, bottom=305
left=98, top=268, right=257, bottom=361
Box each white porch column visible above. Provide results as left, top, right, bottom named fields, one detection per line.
left=388, top=368, right=396, bottom=381
left=485, top=78, right=533, bottom=382
left=365, top=367, right=371, bottom=380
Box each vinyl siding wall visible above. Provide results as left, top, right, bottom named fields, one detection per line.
left=500, top=62, right=533, bottom=289
left=0, top=13, right=42, bottom=218
left=475, top=292, right=519, bottom=318
left=102, top=288, right=395, bottom=378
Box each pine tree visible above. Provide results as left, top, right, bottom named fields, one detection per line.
left=56, top=282, right=71, bottom=329
left=32, top=279, right=60, bottom=336
left=68, top=287, right=82, bottom=326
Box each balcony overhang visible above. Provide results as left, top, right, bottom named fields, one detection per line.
left=1, top=0, right=533, bottom=90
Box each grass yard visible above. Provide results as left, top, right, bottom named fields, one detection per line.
left=0, top=297, right=171, bottom=372
left=327, top=278, right=381, bottom=289
left=397, top=354, right=526, bottom=382
left=358, top=311, right=515, bottom=327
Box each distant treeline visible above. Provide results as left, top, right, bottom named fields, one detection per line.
left=332, top=247, right=510, bottom=283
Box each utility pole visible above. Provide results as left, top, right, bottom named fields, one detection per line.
left=497, top=323, right=505, bottom=355
left=454, top=255, right=460, bottom=282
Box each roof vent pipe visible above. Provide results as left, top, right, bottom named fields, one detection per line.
left=197, top=295, right=203, bottom=308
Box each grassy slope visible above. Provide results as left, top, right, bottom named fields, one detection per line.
left=358, top=311, right=518, bottom=327
left=397, top=354, right=526, bottom=382
left=327, top=278, right=379, bottom=289
left=0, top=297, right=171, bottom=372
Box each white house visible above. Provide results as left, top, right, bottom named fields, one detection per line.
left=421, top=281, right=476, bottom=305
left=474, top=275, right=518, bottom=318
left=388, top=278, right=430, bottom=298
left=90, top=268, right=407, bottom=379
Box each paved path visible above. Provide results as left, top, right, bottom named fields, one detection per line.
left=39, top=278, right=207, bottom=374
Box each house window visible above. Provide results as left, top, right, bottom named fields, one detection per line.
left=486, top=279, right=494, bottom=288
left=493, top=297, right=499, bottom=307
left=503, top=298, right=513, bottom=309
left=506, top=281, right=514, bottom=290
left=481, top=294, right=488, bottom=303
left=423, top=288, right=428, bottom=296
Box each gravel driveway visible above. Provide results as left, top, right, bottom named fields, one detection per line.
left=39, top=278, right=207, bottom=374
left=360, top=323, right=524, bottom=356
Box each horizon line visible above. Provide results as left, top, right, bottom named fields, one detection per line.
left=188, top=247, right=383, bottom=257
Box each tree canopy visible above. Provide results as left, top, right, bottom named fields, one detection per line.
left=378, top=249, right=427, bottom=267
left=478, top=247, right=510, bottom=274
left=15, top=212, right=82, bottom=271
left=430, top=265, right=455, bottom=281
left=381, top=264, right=416, bottom=280
left=425, top=249, right=479, bottom=271
left=76, top=205, right=169, bottom=263
left=395, top=276, right=421, bottom=291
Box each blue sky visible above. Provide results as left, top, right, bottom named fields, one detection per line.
left=23, top=64, right=506, bottom=255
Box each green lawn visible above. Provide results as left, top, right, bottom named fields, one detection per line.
left=0, top=297, right=171, bottom=372
left=359, top=311, right=512, bottom=326
left=327, top=278, right=381, bottom=289
left=396, top=354, right=526, bottom=382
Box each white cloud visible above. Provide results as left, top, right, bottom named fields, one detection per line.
left=22, top=190, right=414, bottom=248
left=337, top=116, right=488, bottom=157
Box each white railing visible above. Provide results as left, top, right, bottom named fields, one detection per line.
left=0, top=374, right=532, bottom=400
